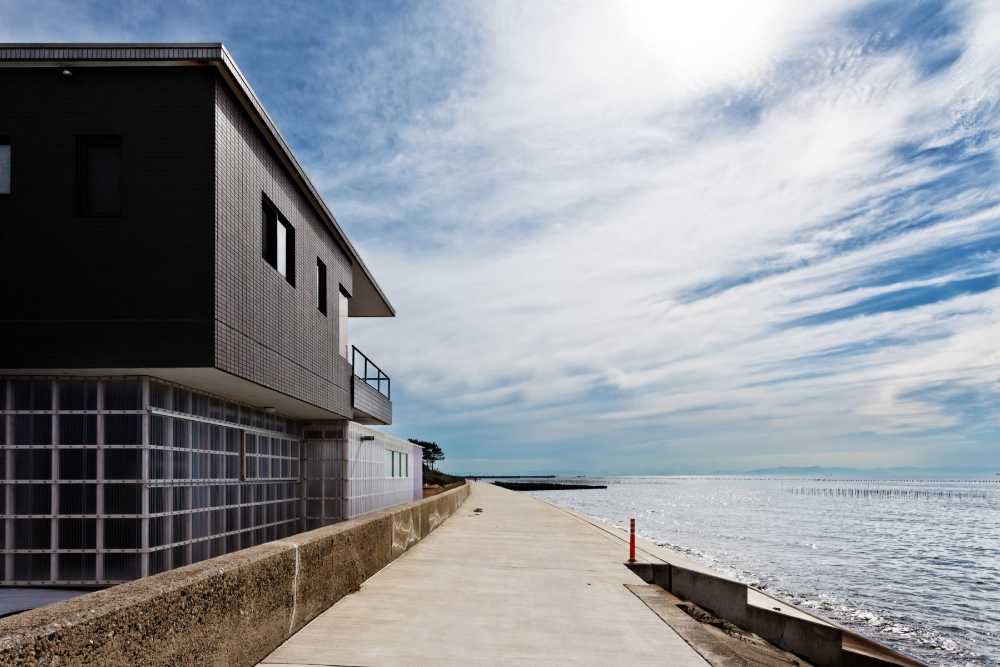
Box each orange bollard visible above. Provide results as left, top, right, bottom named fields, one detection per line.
left=629, top=518, right=636, bottom=563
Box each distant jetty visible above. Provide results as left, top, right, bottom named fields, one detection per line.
left=493, top=481, right=607, bottom=491
left=465, top=475, right=556, bottom=480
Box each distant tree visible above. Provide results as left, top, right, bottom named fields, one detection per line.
left=409, top=438, right=445, bottom=469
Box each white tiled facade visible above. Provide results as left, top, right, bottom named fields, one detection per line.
left=302, top=421, right=422, bottom=526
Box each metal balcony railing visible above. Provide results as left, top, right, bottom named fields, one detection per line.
left=351, top=346, right=391, bottom=399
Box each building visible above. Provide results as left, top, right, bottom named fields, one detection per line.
left=0, top=43, right=423, bottom=586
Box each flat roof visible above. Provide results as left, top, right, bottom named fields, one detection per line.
left=0, top=42, right=395, bottom=317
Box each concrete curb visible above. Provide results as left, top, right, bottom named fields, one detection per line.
left=0, top=482, right=470, bottom=666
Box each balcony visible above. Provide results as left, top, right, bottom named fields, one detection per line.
left=351, top=346, right=392, bottom=425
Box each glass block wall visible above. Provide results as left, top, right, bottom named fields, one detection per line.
left=302, top=423, right=347, bottom=530
left=1, top=376, right=422, bottom=587
left=302, top=422, right=423, bottom=524
left=1, top=377, right=302, bottom=586
left=145, top=379, right=301, bottom=578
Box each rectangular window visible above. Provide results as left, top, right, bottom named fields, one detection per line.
left=390, top=451, right=407, bottom=478
left=76, top=135, right=122, bottom=217
left=384, top=449, right=393, bottom=477
left=276, top=221, right=287, bottom=275
left=262, top=195, right=295, bottom=285
left=317, top=258, right=327, bottom=315
left=0, top=137, right=11, bottom=194
left=338, top=287, right=350, bottom=358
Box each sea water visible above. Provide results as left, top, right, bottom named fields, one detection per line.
left=529, top=476, right=1000, bottom=666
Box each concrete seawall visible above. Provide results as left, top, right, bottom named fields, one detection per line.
left=544, top=501, right=926, bottom=667
left=0, top=483, right=469, bottom=666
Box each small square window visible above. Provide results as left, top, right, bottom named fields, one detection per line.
left=317, top=258, right=328, bottom=315
left=0, top=137, right=11, bottom=195
left=262, top=195, right=295, bottom=285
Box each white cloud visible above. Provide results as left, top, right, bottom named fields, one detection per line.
left=3, top=0, right=996, bottom=470
left=342, top=1, right=1000, bottom=469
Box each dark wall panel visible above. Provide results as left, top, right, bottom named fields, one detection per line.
left=0, top=67, right=215, bottom=368
left=213, top=79, right=352, bottom=417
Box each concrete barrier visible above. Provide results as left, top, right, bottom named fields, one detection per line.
left=0, top=482, right=470, bottom=666
left=628, top=562, right=924, bottom=667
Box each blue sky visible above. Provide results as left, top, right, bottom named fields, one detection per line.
left=5, top=0, right=999, bottom=473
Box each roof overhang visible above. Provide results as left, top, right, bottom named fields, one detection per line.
left=0, top=42, right=395, bottom=317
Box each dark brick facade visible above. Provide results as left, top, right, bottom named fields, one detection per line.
left=213, top=79, right=354, bottom=418
left=0, top=60, right=364, bottom=419
left=0, top=66, right=216, bottom=368
left=0, top=44, right=398, bottom=591
left=352, top=377, right=393, bottom=425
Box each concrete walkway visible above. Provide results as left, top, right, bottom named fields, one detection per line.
left=262, top=482, right=707, bottom=667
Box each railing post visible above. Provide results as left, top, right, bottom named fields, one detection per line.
left=629, top=518, right=636, bottom=563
